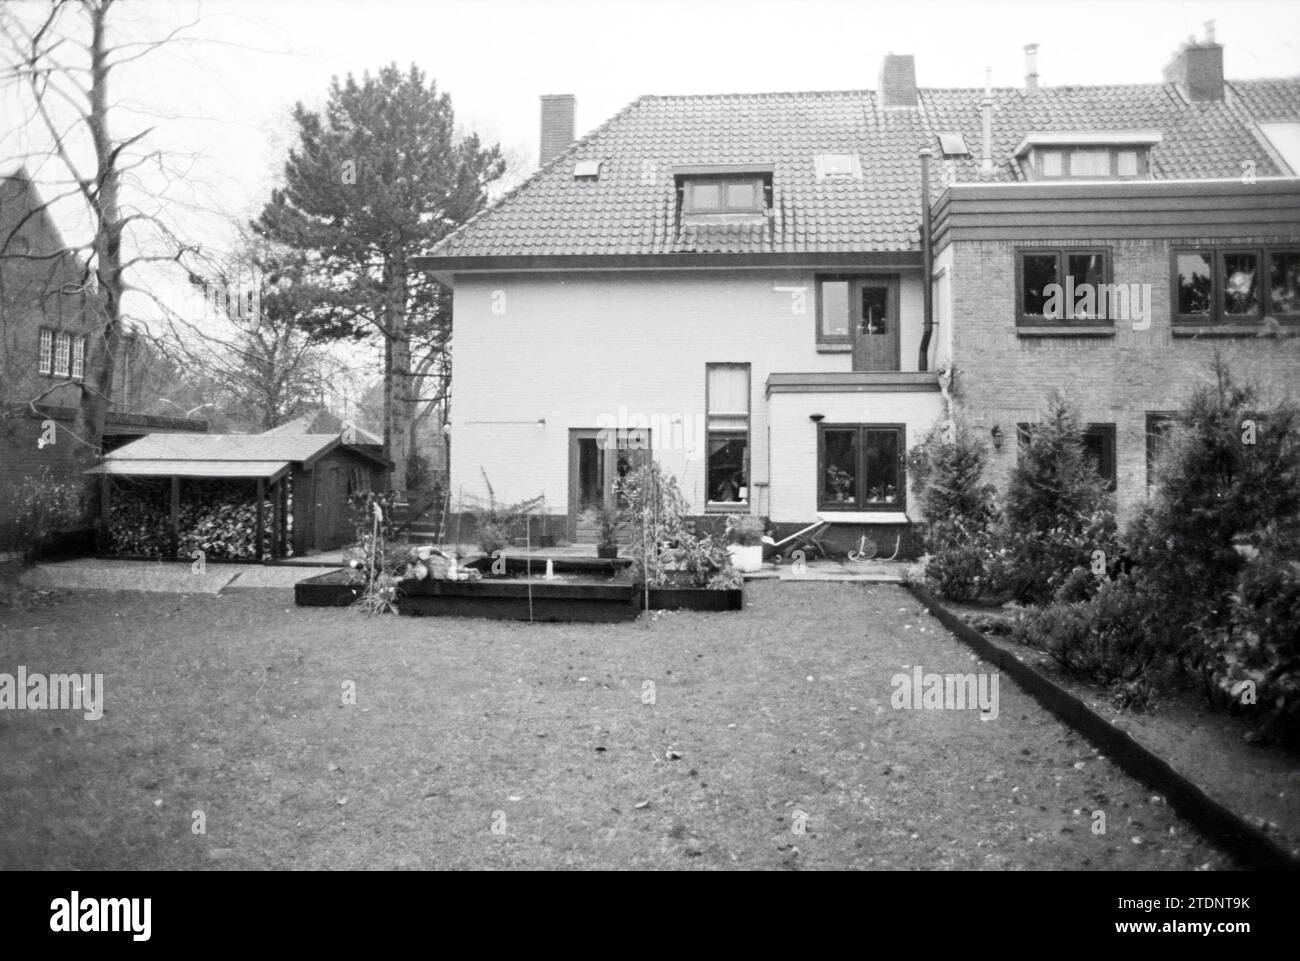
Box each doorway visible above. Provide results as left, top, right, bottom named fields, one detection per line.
left=568, top=427, right=651, bottom=541
left=850, top=278, right=900, bottom=372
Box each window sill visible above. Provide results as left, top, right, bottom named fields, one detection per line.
left=705, top=503, right=749, bottom=513
left=816, top=343, right=852, bottom=353
left=1171, top=323, right=1296, bottom=338
left=816, top=510, right=910, bottom=524
left=1016, top=325, right=1116, bottom=338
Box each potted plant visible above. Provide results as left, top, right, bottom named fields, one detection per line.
left=724, top=513, right=765, bottom=573
left=827, top=466, right=853, bottom=502
left=582, top=505, right=622, bottom=558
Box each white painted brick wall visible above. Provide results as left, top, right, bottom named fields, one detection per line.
left=451, top=269, right=937, bottom=516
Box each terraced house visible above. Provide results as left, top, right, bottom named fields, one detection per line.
left=416, top=33, right=1300, bottom=554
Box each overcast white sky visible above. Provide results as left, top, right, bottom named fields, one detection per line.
left=66, top=0, right=1300, bottom=233
left=5, top=0, right=1298, bottom=250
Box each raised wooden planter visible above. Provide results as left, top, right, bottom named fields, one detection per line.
left=635, top=585, right=743, bottom=612
left=294, top=569, right=367, bottom=607
left=397, top=576, right=638, bottom=622
left=293, top=563, right=744, bottom=620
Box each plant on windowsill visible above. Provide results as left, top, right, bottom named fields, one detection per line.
left=827, top=466, right=853, bottom=502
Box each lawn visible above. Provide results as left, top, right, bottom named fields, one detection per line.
left=0, top=581, right=1232, bottom=870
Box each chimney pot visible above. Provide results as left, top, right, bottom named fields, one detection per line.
left=1024, top=43, right=1039, bottom=92
left=539, top=94, right=576, bottom=166
left=879, top=54, right=918, bottom=108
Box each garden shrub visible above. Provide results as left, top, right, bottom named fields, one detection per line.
left=922, top=519, right=998, bottom=603
left=1015, top=576, right=1162, bottom=694
left=617, top=461, right=739, bottom=589
left=907, top=415, right=998, bottom=537
left=997, top=392, right=1117, bottom=604
left=908, top=414, right=1003, bottom=602
left=463, top=472, right=545, bottom=554
left=1128, top=359, right=1300, bottom=669
left=6, top=468, right=89, bottom=561
left=1201, top=553, right=1300, bottom=747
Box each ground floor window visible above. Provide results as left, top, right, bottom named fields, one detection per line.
left=706, top=363, right=750, bottom=508
left=1146, top=413, right=1176, bottom=490
left=1081, top=423, right=1117, bottom=491
left=817, top=424, right=904, bottom=510
left=1016, top=421, right=1117, bottom=491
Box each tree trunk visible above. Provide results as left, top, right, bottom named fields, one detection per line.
left=383, top=255, right=412, bottom=489
left=71, top=3, right=122, bottom=521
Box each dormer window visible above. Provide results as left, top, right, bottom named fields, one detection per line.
left=684, top=178, right=764, bottom=214
left=674, top=164, right=773, bottom=222
left=1015, top=131, right=1161, bottom=180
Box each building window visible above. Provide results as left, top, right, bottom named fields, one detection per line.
left=38, top=328, right=53, bottom=375
left=682, top=177, right=766, bottom=215
left=1146, top=413, right=1176, bottom=490
left=1174, top=246, right=1300, bottom=325
left=1016, top=421, right=1117, bottom=491
left=817, top=277, right=851, bottom=343
left=817, top=424, right=905, bottom=511
left=71, top=336, right=85, bottom=380
left=1016, top=248, right=1111, bottom=325
left=54, top=331, right=71, bottom=376
left=1082, top=423, right=1117, bottom=491
left=706, top=363, right=750, bottom=508
left=1028, top=145, right=1150, bottom=180
left=816, top=275, right=891, bottom=346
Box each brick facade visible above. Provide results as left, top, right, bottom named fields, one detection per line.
left=945, top=235, right=1300, bottom=523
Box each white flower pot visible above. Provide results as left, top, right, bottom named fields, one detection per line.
left=727, top=544, right=763, bottom=573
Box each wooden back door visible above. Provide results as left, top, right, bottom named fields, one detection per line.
left=851, top=278, right=899, bottom=372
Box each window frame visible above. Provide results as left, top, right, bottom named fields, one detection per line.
left=1015, top=421, right=1117, bottom=491
left=1015, top=247, right=1114, bottom=327
left=71, top=335, right=85, bottom=380
left=1172, top=244, right=1300, bottom=327
left=1030, top=145, right=1149, bottom=181
left=815, top=274, right=897, bottom=348
left=681, top=176, right=767, bottom=216
left=1145, top=412, right=1176, bottom=491
left=38, top=327, right=53, bottom=375
left=53, top=330, right=72, bottom=377
left=705, top=362, right=752, bottom=511
left=1082, top=422, right=1117, bottom=492
left=816, top=423, right=907, bottom=513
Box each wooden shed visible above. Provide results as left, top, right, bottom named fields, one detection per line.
left=87, top=432, right=391, bottom=559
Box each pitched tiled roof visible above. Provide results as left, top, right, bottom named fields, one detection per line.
left=425, top=78, right=1300, bottom=261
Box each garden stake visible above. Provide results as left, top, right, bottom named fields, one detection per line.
left=525, top=512, right=534, bottom=622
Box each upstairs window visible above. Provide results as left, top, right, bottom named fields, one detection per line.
left=38, top=328, right=53, bottom=375
left=54, top=331, right=71, bottom=377
left=1016, top=132, right=1160, bottom=181
left=1016, top=248, right=1112, bottom=325
left=675, top=164, right=773, bottom=223
left=71, top=335, right=85, bottom=380
left=1174, top=245, right=1300, bottom=326
left=682, top=177, right=766, bottom=215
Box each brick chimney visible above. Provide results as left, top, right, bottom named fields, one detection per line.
left=1163, top=26, right=1224, bottom=101
left=539, top=94, right=576, bottom=166
left=1024, top=43, right=1039, bottom=92
left=879, top=53, right=918, bottom=108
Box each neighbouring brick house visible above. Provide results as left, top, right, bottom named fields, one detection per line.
left=0, top=167, right=207, bottom=552
left=416, top=34, right=1300, bottom=554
